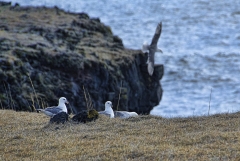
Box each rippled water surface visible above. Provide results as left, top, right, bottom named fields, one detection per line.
left=5, top=0, right=240, bottom=117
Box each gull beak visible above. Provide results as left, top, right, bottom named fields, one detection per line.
left=65, top=101, right=69, bottom=104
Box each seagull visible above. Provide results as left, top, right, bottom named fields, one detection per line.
left=114, top=111, right=138, bottom=119
left=36, top=97, right=69, bottom=117
left=142, top=22, right=163, bottom=76
left=98, top=101, right=114, bottom=118
left=98, top=101, right=138, bottom=119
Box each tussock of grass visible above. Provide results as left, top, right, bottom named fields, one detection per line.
left=1, top=110, right=240, bottom=160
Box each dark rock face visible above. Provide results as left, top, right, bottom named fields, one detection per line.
left=0, top=3, right=163, bottom=114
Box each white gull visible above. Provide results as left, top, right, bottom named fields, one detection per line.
left=98, top=101, right=114, bottom=118
left=98, top=101, right=138, bottom=119
left=36, top=97, right=69, bottom=117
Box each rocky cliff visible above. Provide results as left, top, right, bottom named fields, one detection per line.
left=0, top=2, right=163, bottom=114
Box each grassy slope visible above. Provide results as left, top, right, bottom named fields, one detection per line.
left=0, top=110, right=240, bottom=160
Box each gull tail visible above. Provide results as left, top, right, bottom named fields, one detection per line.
left=129, top=112, right=138, bottom=117
left=157, top=48, right=163, bottom=53
left=36, top=109, right=43, bottom=113
left=147, top=62, right=154, bottom=76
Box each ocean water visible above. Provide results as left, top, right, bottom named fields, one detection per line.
left=4, top=0, right=240, bottom=117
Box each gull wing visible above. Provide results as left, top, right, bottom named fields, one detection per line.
left=148, top=22, right=162, bottom=75
left=150, top=22, right=162, bottom=46
left=114, top=111, right=128, bottom=118
left=98, top=111, right=111, bottom=118
left=114, top=111, right=138, bottom=119
left=44, top=106, right=63, bottom=115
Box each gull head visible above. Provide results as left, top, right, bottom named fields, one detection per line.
left=105, top=101, right=113, bottom=109
left=59, top=97, right=69, bottom=104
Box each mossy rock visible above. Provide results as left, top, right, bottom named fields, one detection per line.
left=0, top=4, right=163, bottom=114
left=72, top=109, right=99, bottom=123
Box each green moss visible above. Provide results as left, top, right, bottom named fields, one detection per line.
left=120, top=87, right=128, bottom=94
left=121, top=94, right=128, bottom=100
left=0, top=94, right=7, bottom=100
left=88, top=109, right=99, bottom=119
left=105, top=25, right=112, bottom=34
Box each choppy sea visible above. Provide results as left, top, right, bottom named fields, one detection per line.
left=4, top=0, right=240, bottom=117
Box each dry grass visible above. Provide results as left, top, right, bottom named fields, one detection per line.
left=0, top=110, right=240, bottom=160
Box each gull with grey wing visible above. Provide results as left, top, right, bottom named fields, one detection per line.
left=142, top=22, right=163, bottom=76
